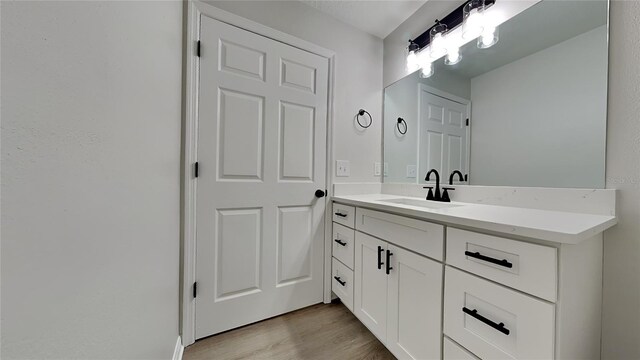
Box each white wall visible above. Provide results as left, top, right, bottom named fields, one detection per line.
left=469, top=26, right=607, bottom=188
left=204, top=1, right=384, bottom=184
left=602, top=1, right=640, bottom=358
left=1, top=1, right=182, bottom=359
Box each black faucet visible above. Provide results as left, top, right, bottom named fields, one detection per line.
left=449, top=170, right=464, bottom=185
left=424, top=169, right=444, bottom=202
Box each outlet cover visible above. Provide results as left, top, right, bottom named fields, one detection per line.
left=374, top=162, right=382, bottom=176
left=336, top=160, right=350, bottom=177
left=406, top=165, right=417, bottom=178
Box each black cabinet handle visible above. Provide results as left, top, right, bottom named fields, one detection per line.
left=334, top=212, right=347, bottom=218
left=377, top=246, right=384, bottom=269
left=386, top=250, right=393, bottom=274
left=334, top=239, right=347, bottom=246
left=464, top=251, right=513, bottom=269
left=462, top=307, right=510, bottom=335
left=334, top=276, right=346, bottom=286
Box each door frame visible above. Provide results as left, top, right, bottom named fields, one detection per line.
left=416, top=83, right=472, bottom=184
left=181, top=1, right=336, bottom=346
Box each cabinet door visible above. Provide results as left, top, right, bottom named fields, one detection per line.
left=387, top=244, right=443, bottom=360
left=354, top=232, right=388, bottom=342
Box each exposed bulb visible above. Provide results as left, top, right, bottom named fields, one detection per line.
left=406, top=50, right=419, bottom=72
left=420, top=62, right=434, bottom=78
left=445, top=47, right=461, bottom=65
left=478, top=26, right=498, bottom=49
left=430, top=32, right=448, bottom=59
left=463, top=8, right=484, bottom=40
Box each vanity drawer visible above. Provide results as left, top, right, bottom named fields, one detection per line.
left=355, top=208, right=444, bottom=261
left=332, top=223, right=354, bottom=270
left=447, top=228, right=557, bottom=302
left=444, top=338, right=479, bottom=360
left=332, top=257, right=353, bottom=311
left=444, top=267, right=555, bottom=360
left=333, top=203, right=355, bottom=228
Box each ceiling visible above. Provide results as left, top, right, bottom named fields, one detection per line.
left=300, top=0, right=427, bottom=39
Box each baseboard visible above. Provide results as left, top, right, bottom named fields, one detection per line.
left=172, top=336, right=184, bottom=360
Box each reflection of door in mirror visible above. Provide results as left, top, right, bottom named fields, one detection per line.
left=418, top=84, right=469, bottom=185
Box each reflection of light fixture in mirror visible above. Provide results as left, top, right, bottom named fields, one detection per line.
left=406, top=40, right=420, bottom=72
left=462, top=0, right=485, bottom=40
left=478, top=25, right=499, bottom=48
left=420, top=61, right=434, bottom=78
left=429, top=20, right=448, bottom=59
left=445, top=46, right=462, bottom=65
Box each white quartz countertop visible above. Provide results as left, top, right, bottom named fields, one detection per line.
left=332, top=194, right=617, bottom=244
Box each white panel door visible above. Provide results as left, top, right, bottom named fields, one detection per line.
left=354, top=232, right=389, bottom=342
left=196, top=16, right=328, bottom=338
left=387, top=244, right=443, bottom=360
left=418, top=85, right=469, bottom=183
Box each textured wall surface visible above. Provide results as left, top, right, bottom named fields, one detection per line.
left=1, top=1, right=182, bottom=358
left=602, top=1, right=640, bottom=358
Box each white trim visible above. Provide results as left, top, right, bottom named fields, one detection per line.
left=172, top=336, right=184, bottom=360
left=181, top=0, right=336, bottom=345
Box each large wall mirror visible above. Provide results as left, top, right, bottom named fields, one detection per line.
left=384, top=0, right=608, bottom=188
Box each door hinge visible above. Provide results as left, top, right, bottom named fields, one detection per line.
left=466, top=118, right=469, bottom=126
left=196, top=40, right=201, bottom=57
left=195, top=162, right=199, bottom=178
left=193, top=282, right=197, bottom=299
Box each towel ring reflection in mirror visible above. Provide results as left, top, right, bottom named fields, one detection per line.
left=397, top=117, right=407, bottom=135
left=356, top=109, right=372, bottom=129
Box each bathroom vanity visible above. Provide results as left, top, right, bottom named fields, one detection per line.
left=330, top=192, right=616, bottom=360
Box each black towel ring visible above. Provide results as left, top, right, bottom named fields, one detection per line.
left=356, top=109, right=372, bottom=129
left=397, top=117, right=407, bottom=135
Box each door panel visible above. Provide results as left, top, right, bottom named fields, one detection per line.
left=196, top=15, right=328, bottom=338
left=354, top=232, right=388, bottom=342
left=419, top=85, right=469, bottom=183
left=387, top=245, right=443, bottom=360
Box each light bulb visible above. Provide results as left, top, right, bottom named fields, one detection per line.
left=478, top=26, right=498, bottom=49
left=420, top=62, right=434, bottom=78
left=406, top=50, right=419, bottom=72
left=430, top=33, right=447, bottom=59
left=445, top=47, right=461, bottom=65
left=463, top=8, right=484, bottom=39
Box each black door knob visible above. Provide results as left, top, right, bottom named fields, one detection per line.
left=315, top=189, right=326, bottom=198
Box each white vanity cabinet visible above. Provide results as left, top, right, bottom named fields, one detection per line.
left=331, top=199, right=606, bottom=360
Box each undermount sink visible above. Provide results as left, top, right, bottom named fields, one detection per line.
left=378, top=197, right=463, bottom=209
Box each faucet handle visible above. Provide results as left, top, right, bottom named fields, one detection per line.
left=423, top=186, right=434, bottom=201
left=442, top=187, right=455, bottom=203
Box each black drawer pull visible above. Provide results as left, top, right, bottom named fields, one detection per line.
left=465, top=251, right=513, bottom=268
left=462, top=307, right=510, bottom=335
left=386, top=250, right=393, bottom=274
left=334, top=276, right=346, bottom=286
left=334, top=212, right=348, bottom=218
left=377, top=246, right=384, bottom=269
left=334, top=239, right=347, bottom=246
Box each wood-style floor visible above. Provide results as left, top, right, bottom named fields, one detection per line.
left=183, top=302, right=396, bottom=360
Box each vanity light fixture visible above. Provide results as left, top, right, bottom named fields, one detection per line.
left=406, top=40, right=420, bottom=72
left=478, top=24, right=499, bottom=48
left=462, top=0, right=486, bottom=40
left=404, top=0, right=498, bottom=73
left=445, top=46, right=462, bottom=65
left=429, top=20, right=449, bottom=59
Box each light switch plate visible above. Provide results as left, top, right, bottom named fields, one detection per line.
left=374, top=162, right=382, bottom=176
left=336, top=160, right=350, bottom=177
left=406, top=165, right=417, bottom=178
